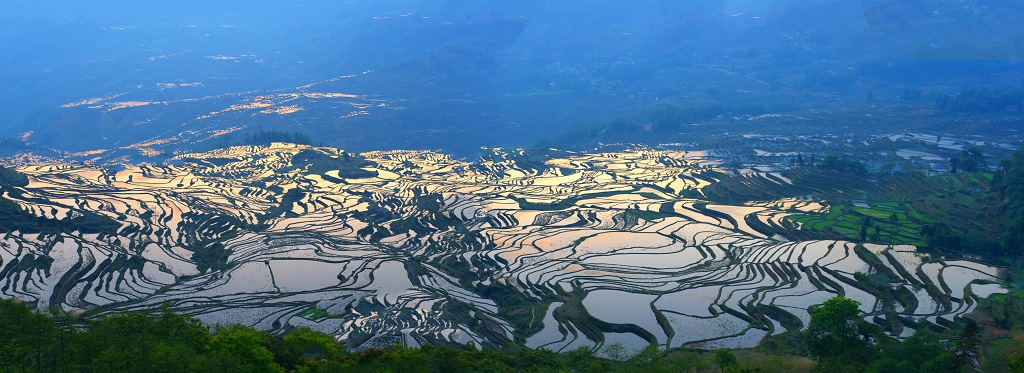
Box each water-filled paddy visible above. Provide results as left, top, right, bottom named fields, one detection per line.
left=0, top=144, right=1007, bottom=351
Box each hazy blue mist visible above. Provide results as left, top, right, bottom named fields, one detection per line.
left=2, top=1, right=1022, bottom=156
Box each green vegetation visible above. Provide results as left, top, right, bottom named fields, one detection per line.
left=0, top=298, right=789, bottom=373
left=782, top=145, right=1024, bottom=255
left=179, top=215, right=245, bottom=273
left=3, top=296, right=1003, bottom=372
left=298, top=308, right=329, bottom=320
left=993, top=146, right=1024, bottom=256
left=950, top=146, right=987, bottom=174
left=797, top=296, right=986, bottom=372
left=917, top=145, right=1024, bottom=256
left=802, top=297, right=876, bottom=366
left=958, top=290, right=1024, bottom=372
left=787, top=203, right=925, bottom=245
left=935, top=88, right=1024, bottom=114
left=817, top=154, right=868, bottom=176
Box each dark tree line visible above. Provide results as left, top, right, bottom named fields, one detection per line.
left=0, top=299, right=704, bottom=372
left=949, top=146, right=986, bottom=174
left=243, top=130, right=314, bottom=146
left=994, top=145, right=1024, bottom=256
left=925, top=145, right=1024, bottom=256
left=1, top=296, right=1003, bottom=372
left=803, top=297, right=979, bottom=373
left=818, top=154, right=869, bottom=175
left=936, top=88, right=1024, bottom=113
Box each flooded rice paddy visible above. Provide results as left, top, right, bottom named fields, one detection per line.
left=0, top=143, right=1006, bottom=352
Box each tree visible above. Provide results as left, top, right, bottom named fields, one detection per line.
left=949, top=157, right=960, bottom=174
left=0, top=299, right=59, bottom=372
left=280, top=327, right=345, bottom=370
left=713, top=348, right=737, bottom=372
left=960, top=146, right=985, bottom=173
left=602, top=342, right=630, bottom=361
left=870, top=329, right=956, bottom=373
left=995, top=146, right=1024, bottom=255
left=888, top=213, right=899, bottom=245
left=803, top=297, right=871, bottom=364
left=76, top=310, right=210, bottom=372
left=921, top=221, right=961, bottom=251
left=199, top=325, right=285, bottom=373
left=50, top=308, right=79, bottom=371
left=1011, top=336, right=1024, bottom=373
left=820, top=154, right=868, bottom=175
left=565, top=346, right=604, bottom=372
left=620, top=343, right=661, bottom=371
left=954, top=320, right=981, bottom=370
left=859, top=216, right=873, bottom=242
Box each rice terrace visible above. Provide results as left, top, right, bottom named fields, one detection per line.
left=1, top=132, right=1013, bottom=357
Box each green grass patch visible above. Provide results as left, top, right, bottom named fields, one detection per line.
left=299, top=308, right=328, bottom=320
left=832, top=226, right=859, bottom=236
left=784, top=201, right=927, bottom=245
left=835, top=220, right=861, bottom=230
left=851, top=207, right=896, bottom=219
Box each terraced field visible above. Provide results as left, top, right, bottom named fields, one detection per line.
left=0, top=143, right=1005, bottom=354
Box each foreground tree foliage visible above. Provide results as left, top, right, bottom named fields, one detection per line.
left=800, top=297, right=978, bottom=373
left=0, top=298, right=744, bottom=372
left=803, top=297, right=874, bottom=364
left=2, top=296, right=1008, bottom=372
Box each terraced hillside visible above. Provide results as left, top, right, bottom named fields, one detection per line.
left=0, top=143, right=1005, bottom=354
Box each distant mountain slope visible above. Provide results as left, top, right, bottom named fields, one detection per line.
left=2, top=1, right=1022, bottom=157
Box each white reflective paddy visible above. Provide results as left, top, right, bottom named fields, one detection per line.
left=0, top=143, right=1007, bottom=351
